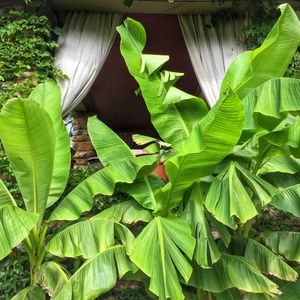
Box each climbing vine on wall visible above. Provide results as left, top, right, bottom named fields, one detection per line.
left=0, top=8, right=63, bottom=108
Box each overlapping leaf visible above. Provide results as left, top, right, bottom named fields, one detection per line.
left=205, top=161, right=276, bottom=228
left=265, top=231, right=300, bottom=262
left=130, top=216, right=195, bottom=300
left=117, top=17, right=208, bottom=150
left=36, top=262, right=69, bottom=298
left=245, top=239, right=298, bottom=281
left=49, top=154, right=157, bottom=221
left=53, top=246, right=136, bottom=300
left=189, top=254, right=280, bottom=296
left=93, top=200, right=153, bottom=224
left=46, top=219, right=134, bottom=258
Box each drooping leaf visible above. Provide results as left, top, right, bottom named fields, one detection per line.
left=221, top=4, right=300, bottom=99
left=242, top=78, right=300, bottom=132
left=11, top=286, right=46, bottom=300
left=182, top=183, right=221, bottom=268
left=264, top=118, right=300, bottom=152
left=29, top=80, right=71, bottom=207
left=117, top=17, right=208, bottom=149
left=205, top=161, right=275, bottom=228
left=258, top=155, right=300, bottom=175
left=49, top=155, right=157, bottom=221
left=189, top=254, right=280, bottom=296
left=54, top=245, right=136, bottom=300
left=87, top=116, right=134, bottom=166
left=36, top=262, right=69, bottom=298
left=0, top=99, right=55, bottom=221
left=271, top=184, right=300, bottom=217
left=93, top=200, right=153, bottom=224
left=119, top=174, right=164, bottom=211
left=0, top=206, right=38, bottom=260
left=132, top=134, right=171, bottom=148
left=130, top=216, right=195, bottom=300
left=0, top=178, right=16, bottom=208
left=46, top=219, right=134, bottom=258
left=245, top=239, right=298, bottom=281
left=264, top=231, right=300, bottom=263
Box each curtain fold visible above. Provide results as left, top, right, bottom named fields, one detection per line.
left=178, top=14, right=245, bottom=107
left=55, top=12, right=123, bottom=116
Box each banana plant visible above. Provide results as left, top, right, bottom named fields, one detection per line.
left=84, top=3, right=299, bottom=299
left=0, top=80, right=159, bottom=299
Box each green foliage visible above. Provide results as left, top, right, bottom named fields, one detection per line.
left=242, top=2, right=300, bottom=79
left=0, top=251, right=30, bottom=300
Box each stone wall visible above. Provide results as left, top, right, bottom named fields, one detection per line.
left=72, top=112, right=96, bottom=168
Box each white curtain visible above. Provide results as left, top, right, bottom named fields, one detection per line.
left=55, top=12, right=123, bottom=116
left=178, top=14, right=245, bottom=107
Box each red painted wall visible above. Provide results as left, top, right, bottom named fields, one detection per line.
left=88, top=14, right=200, bottom=132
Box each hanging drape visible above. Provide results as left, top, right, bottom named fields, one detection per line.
left=55, top=12, right=123, bottom=116
left=178, top=14, right=245, bottom=107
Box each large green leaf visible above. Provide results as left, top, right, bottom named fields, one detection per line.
left=93, top=200, right=153, bottom=224
left=87, top=116, right=134, bottom=166
left=258, top=155, right=300, bottom=175
left=130, top=215, right=195, bottom=300
left=49, top=155, right=157, bottom=221
left=271, top=184, right=300, bottom=217
left=0, top=99, right=55, bottom=221
left=245, top=239, right=298, bottom=281
left=189, top=254, right=280, bottom=296
left=119, top=174, right=164, bottom=211
left=53, top=245, right=136, bottom=300
left=205, top=161, right=276, bottom=228
left=36, top=262, right=69, bottom=298
left=117, top=17, right=208, bottom=149
left=242, top=78, right=300, bottom=132
left=29, top=80, right=71, bottom=207
left=0, top=206, right=38, bottom=260
left=264, top=231, right=300, bottom=263
left=0, top=178, right=16, bottom=208
left=46, top=219, right=134, bottom=258
left=11, top=286, right=46, bottom=300
left=155, top=89, right=244, bottom=215
left=182, top=183, right=221, bottom=268
left=221, top=4, right=300, bottom=99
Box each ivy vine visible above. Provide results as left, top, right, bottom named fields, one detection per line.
left=0, top=8, right=63, bottom=108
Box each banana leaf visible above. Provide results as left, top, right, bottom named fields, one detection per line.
left=46, top=219, right=134, bottom=258
left=245, top=239, right=298, bottom=281
left=87, top=116, right=134, bottom=166
left=221, top=4, right=300, bottom=100
left=29, top=80, right=71, bottom=207
left=130, top=215, right=195, bottom=300
left=117, top=17, right=208, bottom=150
left=0, top=99, right=55, bottom=222
left=36, top=262, right=69, bottom=298
left=92, top=199, right=153, bottom=224
left=0, top=178, right=16, bottom=208
left=264, top=231, right=300, bottom=263
left=49, top=155, right=157, bottom=221
left=53, top=245, right=136, bottom=300
left=11, top=286, right=46, bottom=300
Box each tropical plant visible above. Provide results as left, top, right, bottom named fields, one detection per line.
left=114, top=4, right=300, bottom=298
left=2, top=3, right=300, bottom=300
left=0, top=80, right=158, bottom=299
